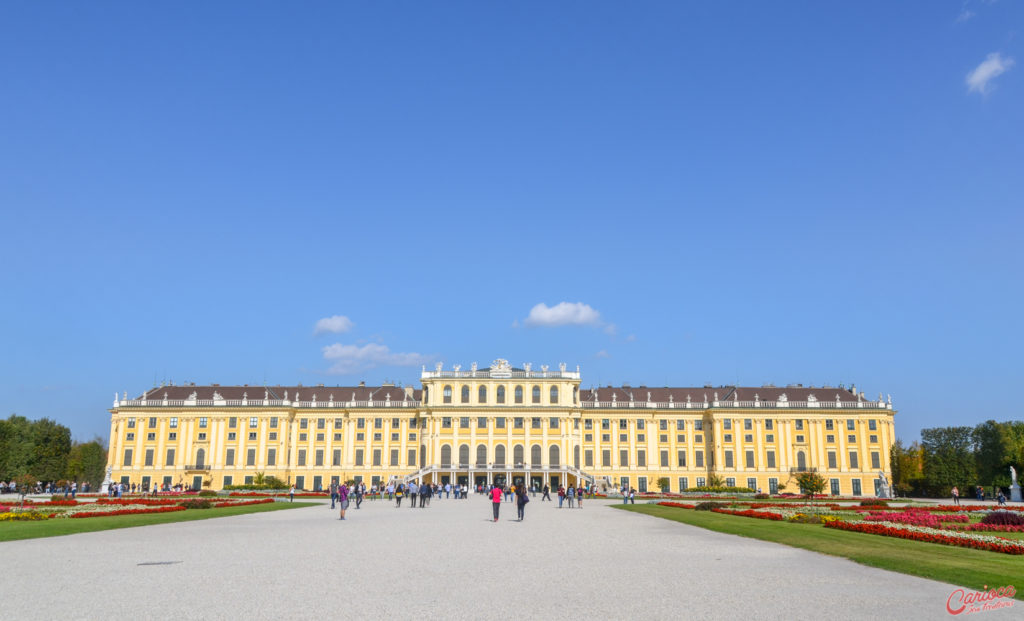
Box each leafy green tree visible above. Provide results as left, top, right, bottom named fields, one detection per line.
left=656, top=477, right=670, bottom=492
left=29, top=418, right=71, bottom=482
left=66, top=438, right=107, bottom=489
left=0, top=415, right=34, bottom=479
left=793, top=471, right=827, bottom=499
left=890, top=439, right=925, bottom=496
left=921, top=426, right=976, bottom=496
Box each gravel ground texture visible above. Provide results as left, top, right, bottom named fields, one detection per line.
left=2, top=495, right=1019, bottom=620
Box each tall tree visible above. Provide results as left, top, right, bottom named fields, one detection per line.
left=921, top=426, right=976, bottom=496
left=66, top=438, right=108, bottom=488
left=890, top=439, right=924, bottom=496
left=0, top=415, right=34, bottom=479
left=29, top=418, right=71, bottom=482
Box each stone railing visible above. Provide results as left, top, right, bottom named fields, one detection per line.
left=582, top=400, right=890, bottom=410
left=116, top=398, right=420, bottom=409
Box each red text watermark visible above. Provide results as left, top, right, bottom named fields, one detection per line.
left=946, top=585, right=1016, bottom=615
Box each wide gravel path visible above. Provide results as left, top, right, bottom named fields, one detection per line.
left=3, top=495, right=1017, bottom=620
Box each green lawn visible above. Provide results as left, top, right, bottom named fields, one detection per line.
left=0, top=501, right=317, bottom=542
left=618, top=504, right=1024, bottom=599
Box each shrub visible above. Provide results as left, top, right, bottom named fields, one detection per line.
left=859, top=499, right=889, bottom=507
left=50, top=494, right=66, bottom=502
left=198, top=490, right=217, bottom=497
left=695, top=501, right=726, bottom=511
left=688, top=486, right=754, bottom=494
left=787, top=513, right=840, bottom=525
left=754, top=493, right=770, bottom=500
left=980, top=511, right=1024, bottom=526
left=178, top=499, right=212, bottom=510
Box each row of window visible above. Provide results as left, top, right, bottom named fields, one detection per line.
left=722, top=419, right=880, bottom=431
left=442, top=385, right=565, bottom=404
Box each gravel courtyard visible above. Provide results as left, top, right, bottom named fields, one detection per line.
left=3, top=495, right=1016, bottom=620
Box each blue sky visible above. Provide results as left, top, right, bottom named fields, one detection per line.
left=1, top=2, right=1021, bottom=442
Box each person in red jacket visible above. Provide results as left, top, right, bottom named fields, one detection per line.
left=490, top=484, right=502, bottom=522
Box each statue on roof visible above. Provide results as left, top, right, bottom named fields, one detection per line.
left=188, top=391, right=197, bottom=401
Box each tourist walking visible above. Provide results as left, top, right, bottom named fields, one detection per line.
left=408, top=481, right=419, bottom=509
left=576, top=485, right=584, bottom=508
left=566, top=485, right=575, bottom=508
left=330, top=480, right=338, bottom=509
left=490, top=484, right=502, bottom=522
left=951, top=486, right=960, bottom=506
left=541, top=484, right=551, bottom=501
left=395, top=483, right=405, bottom=508
left=516, top=485, right=529, bottom=521
left=338, top=482, right=349, bottom=520
left=557, top=485, right=565, bottom=508
left=289, top=485, right=295, bottom=502
left=420, top=481, right=431, bottom=507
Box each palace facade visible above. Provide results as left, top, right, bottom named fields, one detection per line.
left=106, top=360, right=896, bottom=495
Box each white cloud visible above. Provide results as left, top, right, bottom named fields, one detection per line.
left=603, top=323, right=618, bottom=336
left=322, top=342, right=431, bottom=374
left=595, top=350, right=611, bottom=359
left=314, top=315, right=354, bottom=335
left=966, top=52, right=1015, bottom=95
left=523, top=302, right=602, bottom=327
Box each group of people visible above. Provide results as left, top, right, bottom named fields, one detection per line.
left=1, top=480, right=90, bottom=496
left=490, top=483, right=530, bottom=521
left=952, top=485, right=1013, bottom=506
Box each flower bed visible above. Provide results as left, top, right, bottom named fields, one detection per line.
left=212, top=498, right=275, bottom=508
left=67, top=505, right=187, bottom=519
left=656, top=501, right=696, bottom=509
left=824, top=520, right=1024, bottom=555
left=0, top=511, right=50, bottom=521
left=711, top=508, right=784, bottom=521
left=228, top=491, right=327, bottom=497
left=96, top=498, right=180, bottom=506
left=944, top=523, right=1024, bottom=533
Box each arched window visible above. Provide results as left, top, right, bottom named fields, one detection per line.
left=574, top=446, right=580, bottom=468
left=549, top=444, right=560, bottom=466
left=420, top=444, right=427, bottom=468
left=550, top=386, right=559, bottom=404
left=514, top=386, right=523, bottom=404
left=443, top=385, right=452, bottom=404
left=496, top=386, right=506, bottom=404
left=532, top=386, right=541, bottom=404
left=459, top=444, right=470, bottom=467
left=441, top=445, right=452, bottom=468
left=478, top=386, right=487, bottom=404
left=195, top=448, right=205, bottom=468
left=461, top=385, right=470, bottom=403
left=495, top=444, right=506, bottom=466
left=476, top=444, right=487, bottom=466
left=797, top=451, right=807, bottom=471
left=513, top=444, right=524, bottom=466
left=531, top=444, right=542, bottom=466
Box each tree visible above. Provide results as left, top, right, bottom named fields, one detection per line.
left=66, top=438, right=107, bottom=489
left=792, top=472, right=827, bottom=499
left=973, top=421, right=1024, bottom=492
left=656, top=477, right=670, bottom=493
left=0, top=415, right=34, bottom=479
left=921, top=427, right=976, bottom=496
left=29, top=418, right=71, bottom=482
left=890, top=440, right=925, bottom=497
left=707, top=473, right=725, bottom=487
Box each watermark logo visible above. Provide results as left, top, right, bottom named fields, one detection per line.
left=946, top=585, right=1016, bottom=615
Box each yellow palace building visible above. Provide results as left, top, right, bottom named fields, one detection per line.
left=106, top=359, right=896, bottom=496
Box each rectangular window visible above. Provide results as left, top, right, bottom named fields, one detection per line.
left=144, top=449, right=154, bottom=466
left=228, top=417, right=236, bottom=428
left=123, top=449, right=133, bottom=466
left=372, top=449, right=381, bottom=466
left=724, top=434, right=732, bottom=443
left=637, top=451, right=646, bottom=467
left=695, top=420, right=703, bottom=431
left=390, top=449, right=399, bottom=466
left=724, top=450, right=734, bottom=468
left=765, top=434, right=773, bottom=442
left=825, top=420, right=834, bottom=430
left=300, top=433, right=308, bottom=442
left=869, top=420, right=877, bottom=431
left=223, top=476, right=232, bottom=487
left=391, top=433, right=399, bottom=442
left=247, top=448, right=256, bottom=466
left=848, top=434, right=856, bottom=443
left=198, top=433, right=207, bottom=441
left=478, top=417, right=487, bottom=429
left=871, top=451, right=881, bottom=469
left=764, top=419, right=772, bottom=430
left=659, top=434, right=668, bottom=443
left=869, top=435, right=878, bottom=443
left=601, top=434, right=610, bottom=442
left=298, top=449, right=307, bottom=467
left=515, top=418, right=524, bottom=429
left=356, top=433, right=364, bottom=441
left=334, top=418, right=343, bottom=429
left=637, top=434, right=645, bottom=442
left=270, top=417, right=278, bottom=428
left=460, top=417, right=470, bottom=429
left=695, top=451, right=704, bottom=468
left=332, top=449, right=341, bottom=467
left=269, top=432, right=277, bottom=441
left=584, top=419, right=593, bottom=430
left=372, top=433, right=381, bottom=441
left=619, top=434, right=628, bottom=442
left=637, top=420, right=645, bottom=430
left=677, top=420, right=686, bottom=430
left=794, top=420, right=803, bottom=430
left=244, top=475, right=253, bottom=485
left=725, top=477, right=735, bottom=487
left=373, top=418, right=382, bottom=429
left=442, top=417, right=452, bottom=428
left=532, top=418, right=541, bottom=429
left=769, top=477, right=779, bottom=494
left=355, top=418, right=364, bottom=429
left=619, top=419, right=628, bottom=430
left=147, top=416, right=156, bottom=427
left=250, top=417, right=258, bottom=428
left=826, top=434, right=835, bottom=443
left=660, top=419, right=668, bottom=431
left=550, top=417, right=559, bottom=429
left=660, top=450, right=669, bottom=467
left=315, top=449, right=324, bottom=466
left=602, top=419, right=610, bottom=430
left=747, top=477, right=757, bottom=492
left=495, top=417, right=505, bottom=429
left=849, top=451, right=859, bottom=469
left=199, top=417, right=208, bottom=428
left=409, top=433, right=416, bottom=441
left=678, top=477, right=688, bottom=491
left=147, top=433, right=155, bottom=441
left=766, top=451, right=776, bottom=468
left=318, top=418, right=326, bottom=429
left=828, top=452, right=837, bottom=469
left=697, top=477, right=706, bottom=487
left=165, top=448, right=175, bottom=466
left=295, top=476, right=304, bottom=491
left=585, top=450, right=593, bottom=467
left=745, top=450, right=754, bottom=468
left=744, top=434, right=753, bottom=443
left=677, top=450, right=686, bottom=467
left=677, top=434, right=686, bottom=443
left=619, top=450, right=629, bottom=467
left=227, top=432, right=236, bottom=441
left=267, top=448, right=276, bottom=466
left=695, top=434, right=702, bottom=442
left=226, top=449, right=235, bottom=466
left=249, top=432, right=257, bottom=441
left=170, top=417, right=178, bottom=428
left=744, top=419, right=752, bottom=430
left=795, top=435, right=804, bottom=443
left=847, top=419, right=855, bottom=431
left=602, top=450, right=611, bottom=467
left=831, top=478, right=840, bottom=495
left=334, top=433, right=342, bottom=442
left=408, top=449, right=416, bottom=466
left=851, top=479, right=862, bottom=496
left=355, top=449, right=364, bottom=466
left=585, top=434, right=593, bottom=442
left=127, top=419, right=135, bottom=428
